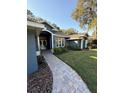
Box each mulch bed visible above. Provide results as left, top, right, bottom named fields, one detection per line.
left=27, top=55, right=53, bottom=93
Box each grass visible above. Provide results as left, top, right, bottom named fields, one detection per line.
left=56, top=50, right=97, bottom=93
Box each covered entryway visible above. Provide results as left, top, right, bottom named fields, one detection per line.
left=39, top=31, right=52, bottom=50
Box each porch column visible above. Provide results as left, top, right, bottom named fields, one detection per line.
left=81, top=39, right=83, bottom=49
left=37, top=36, right=40, bottom=51
left=36, top=36, right=41, bottom=56
left=64, top=38, right=65, bottom=47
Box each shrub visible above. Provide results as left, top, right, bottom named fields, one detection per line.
left=54, top=47, right=68, bottom=54
left=61, top=47, right=68, bottom=52
left=67, top=45, right=81, bottom=50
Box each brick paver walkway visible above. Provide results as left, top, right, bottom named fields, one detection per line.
left=42, top=50, right=91, bottom=93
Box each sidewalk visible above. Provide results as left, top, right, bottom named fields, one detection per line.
left=42, top=50, right=91, bottom=93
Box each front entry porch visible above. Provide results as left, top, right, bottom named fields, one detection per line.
left=39, top=31, right=52, bottom=50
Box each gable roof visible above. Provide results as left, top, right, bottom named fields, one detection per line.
left=67, top=33, right=88, bottom=40
left=27, top=10, right=69, bottom=37
left=53, top=31, right=69, bottom=37
left=27, top=10, right=59, bottom=31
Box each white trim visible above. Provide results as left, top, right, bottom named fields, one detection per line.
left=42, top=29, right=53, bottom=34
left=37, top=36, right=40, bottom=51
left=81, top=39, right=84, bottom=49
left=64, top=39, right=65, bottom=47
left=81, top=39, right=83, bottom=49
left=41, top=29, right=54, bottom=49
left=43, top=30, right=68, bottom=38
left=42, top=28, right=69, bottom=38
left=54, top=34, right=69, bottom=38
left=27, top=21, right=45, bottom=29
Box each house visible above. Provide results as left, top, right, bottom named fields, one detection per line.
left=27, top=10, right=69, bottom=74
left=66, top=33, right=89, bottom=50
left=27, top=10, right=88, bottom=74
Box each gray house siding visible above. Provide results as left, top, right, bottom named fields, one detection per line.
left=27, top=30, right=38, bottom=75
left=35, top=36, right=38, bottom=51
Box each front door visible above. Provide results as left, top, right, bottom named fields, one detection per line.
left=40, top=40, right=47, bottom=50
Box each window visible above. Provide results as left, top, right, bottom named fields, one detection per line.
left=55, top=37, right=65, bottom=48
left=58, top=38, right=61, bottom=47
left=74, top=40, right=78, bottom=44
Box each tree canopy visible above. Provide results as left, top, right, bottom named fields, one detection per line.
left=60, top=28, right=78, bottom=35
left=72, top=0, right=97, bottom=30
left=27, top=10, right=60, bottom=30
left=27, top=10, right=34, bottom=16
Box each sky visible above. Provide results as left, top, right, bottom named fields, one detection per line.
left=27, top=0, right=94, bottom=34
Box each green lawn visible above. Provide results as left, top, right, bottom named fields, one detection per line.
left=56, top=50, right=97, bottom=93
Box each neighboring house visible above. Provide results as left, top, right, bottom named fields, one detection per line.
left=27, top=10, right=89, bottom=74
left=66, top=33, right=89, bottom=50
